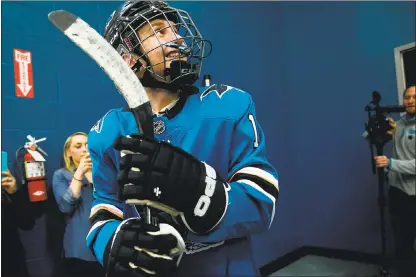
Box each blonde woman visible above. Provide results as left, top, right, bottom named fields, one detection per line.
left=52, top=132, right=104, bottom=277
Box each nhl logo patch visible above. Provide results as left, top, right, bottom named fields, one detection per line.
left=153, top=120, right=165, bottom=135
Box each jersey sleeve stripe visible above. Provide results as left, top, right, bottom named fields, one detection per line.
left=90, top=207, right=123, bottom=226
left=90, top=204, right=123, bottom=220
left=232, top=172, right=278, bottom=199
left=236, top=179, right=276, bottom=229
left=230, top=167, right=279, bottom=191
left=87, top=219, right=117, bottom=238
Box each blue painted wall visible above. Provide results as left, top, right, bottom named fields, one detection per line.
left=1, top=1, right=415, bottom=276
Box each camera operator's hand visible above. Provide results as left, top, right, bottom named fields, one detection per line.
left=386, top=117, right=396, bottom=135
left=374, top=156, right=390, bottom=168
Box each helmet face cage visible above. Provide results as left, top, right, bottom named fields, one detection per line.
left=108, top=2, right=206, bottom=85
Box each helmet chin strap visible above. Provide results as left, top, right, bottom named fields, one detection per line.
left=166, top=60, right=198, bottom=85
left=139, top=60, right=199, bottom=94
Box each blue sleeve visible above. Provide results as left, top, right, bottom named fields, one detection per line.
left=200, top=94, right=279, bottom=241
left=52, top=170, right=80, bottom=214
left=85, top=110, right=126, bottom=266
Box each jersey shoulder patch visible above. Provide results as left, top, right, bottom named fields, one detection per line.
left=90, top=110, right=113, bottom=134
left=88, top=108, right=124, bottom=154
left=199, top=84, right=246, bottom=101
left=197, top=84, right=253, bottom=120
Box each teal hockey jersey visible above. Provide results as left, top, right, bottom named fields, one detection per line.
left=86, top=84, right=279, bottom=276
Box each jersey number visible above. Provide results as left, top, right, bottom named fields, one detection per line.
left=248, top=114, right=259, bottom=148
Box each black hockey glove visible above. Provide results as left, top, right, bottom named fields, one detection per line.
left=105, top=217, right=185, bottom=277
left=113, top=134, right=229, bottom=234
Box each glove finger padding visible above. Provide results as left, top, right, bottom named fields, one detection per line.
left=113, top=135, right=157, bottom=155
left=147, top=223, right=185, bottom=256
left=119, top=171, right=170, bottom=205
left=114, top=245, right=174, bottom=275
left=107, top=218, right=185, bottom=276
left=119, top=154, right=151, bottom=170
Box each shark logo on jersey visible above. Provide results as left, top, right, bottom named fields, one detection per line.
left=91, top=110, right=111, bottom=134
left=200, top=84, right=244, bottom=101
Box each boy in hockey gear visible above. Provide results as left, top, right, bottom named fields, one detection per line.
left=87, top=1, right=279, bottom=276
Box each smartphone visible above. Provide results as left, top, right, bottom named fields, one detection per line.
left=2, top=151, right=8, bottom=178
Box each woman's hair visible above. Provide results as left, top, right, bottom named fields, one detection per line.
left=63, top=132, right=88, bottom=173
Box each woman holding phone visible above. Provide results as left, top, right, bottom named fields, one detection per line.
left=52, top=132, right=104, bottom=277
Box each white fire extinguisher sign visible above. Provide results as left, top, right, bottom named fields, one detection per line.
left=24, top=161, right=45, bottom=178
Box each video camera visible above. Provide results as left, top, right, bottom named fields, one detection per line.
left=365, top=91, right=405, bottom=148
left=364, top=91, right=405, bottom=277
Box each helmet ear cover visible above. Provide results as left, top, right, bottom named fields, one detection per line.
left=120, top=52, right=148, bottom=80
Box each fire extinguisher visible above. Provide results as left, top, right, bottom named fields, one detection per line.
left=22, top=135, right=48, bottom=202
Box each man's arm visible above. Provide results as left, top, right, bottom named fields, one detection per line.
left=389, top=158, right=416, bottom=175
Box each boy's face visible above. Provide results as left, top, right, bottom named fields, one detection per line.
left=137, top=18, right=187, bottom=77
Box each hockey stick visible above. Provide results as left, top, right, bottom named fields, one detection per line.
left=48, top=10, right=157, bottom=228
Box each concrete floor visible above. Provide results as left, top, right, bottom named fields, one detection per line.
left=269, top=255, right=397, bottom=277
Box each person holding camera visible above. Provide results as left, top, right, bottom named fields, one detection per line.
left=52, top=132, right=104, bottom=277
left=374, top=85, right=415, bottom=277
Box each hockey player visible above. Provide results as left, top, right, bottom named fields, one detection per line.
left=86, top=1, right=279, bottom=276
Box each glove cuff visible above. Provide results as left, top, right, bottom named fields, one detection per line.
left=181, top=163, right=229, bottom=234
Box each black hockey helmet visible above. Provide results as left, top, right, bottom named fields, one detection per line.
left=103, top=1, right=211, bottom=90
